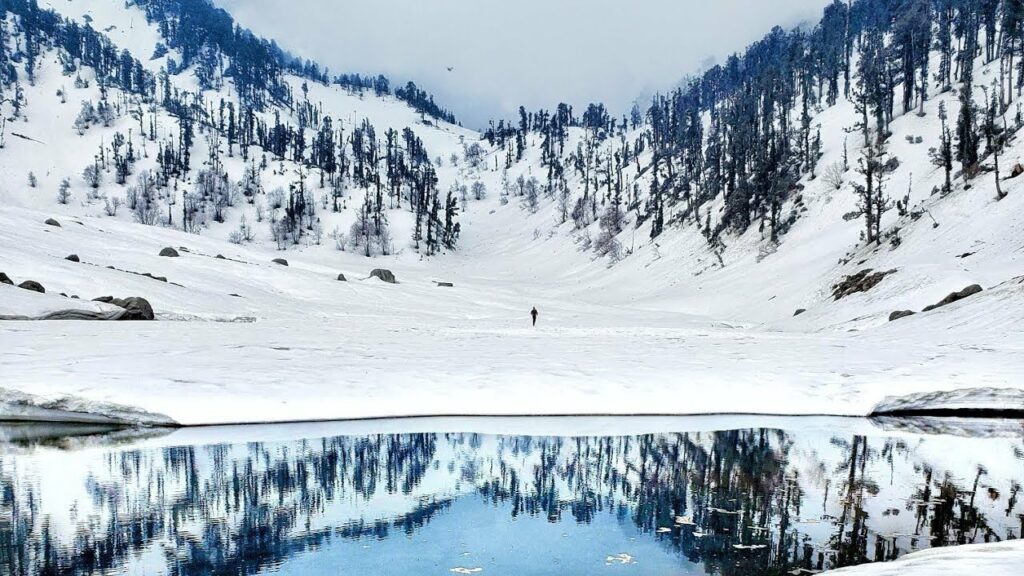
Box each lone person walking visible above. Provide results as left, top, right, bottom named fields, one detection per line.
left=531, top=307, right=539, bottom=327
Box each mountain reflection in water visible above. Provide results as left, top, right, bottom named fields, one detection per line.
left=0, top=418, right=1021, bottom=575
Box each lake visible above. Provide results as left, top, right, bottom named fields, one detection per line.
left=1, top=416, right=1021, bottom=575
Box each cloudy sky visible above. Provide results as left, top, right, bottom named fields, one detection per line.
left=217, top=0, right=832, bottom=128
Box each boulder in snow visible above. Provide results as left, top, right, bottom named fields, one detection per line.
left=272, top=258, right=289, bottom=266
left=215, top=254, right=226, bottom=260
left=1011, top=163, right=1024, bottom=178
left=337, top=273, right=347, bottom=282
left=44, top=218, right=61, bottom=227
left=437, top=282, right=455, bottom=288
left=65, top=254, right=80, bottom=262
left=831, top=269, right=896, bottom=301
left=93, top=296, right=155, bottom=321
left=370, top=269, right=396, bottom=284
left=889, top=310, right=916, bottom=322
left=159, top=247, right=180, bottom=258
left=0, top=272, right=12, bottom=285
left=18, top=280, right=45, bottom=294
left=922, top=284, right=983, bottom=312
left=793, top=308, right=806, bottom=316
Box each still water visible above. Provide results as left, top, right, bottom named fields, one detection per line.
left=0, top=417, right=1022, bottom=575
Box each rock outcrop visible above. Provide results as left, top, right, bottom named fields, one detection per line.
left=889, top=310, right=916, bottom=322
left=18, top=280, right=45, bottom=293
left=922, top=284, right=983, bottom=312
left=831, top=269, right=897, bottom=301
left=93, top=296, right=156, bottom=321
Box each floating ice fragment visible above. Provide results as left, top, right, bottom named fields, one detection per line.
left=605, top=553, right=635, bottom=565
left=709, top=507, right=742, bottom=515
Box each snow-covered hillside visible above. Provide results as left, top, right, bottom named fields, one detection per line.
left=0, top=0, right=1022, bottom=426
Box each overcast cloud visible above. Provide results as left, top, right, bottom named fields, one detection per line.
left=216, top=0, right=832, bottom=128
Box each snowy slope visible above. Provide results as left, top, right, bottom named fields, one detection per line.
left=0, top=201, right=1021, bottom=425
left=0, top=0, right=1022, bottom=426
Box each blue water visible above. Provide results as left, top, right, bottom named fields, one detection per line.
left=1, top=419, right=1021, bottom=575
left=283, top=497, right=693, bottom=575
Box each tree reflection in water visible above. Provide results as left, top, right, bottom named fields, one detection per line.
left=1, top=425, right=1021, bottom=575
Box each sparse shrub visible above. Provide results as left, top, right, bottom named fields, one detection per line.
left=83, top=164, right=101, bottom=189
left=472, top=181, right=487, bottom=200
left=104, top=196, right=121, bottom=216
left=229, top=215, right=255, bottom=244
left=822, top=162, right=845, bottom=190
left=56, top=178, right=72, bottom=204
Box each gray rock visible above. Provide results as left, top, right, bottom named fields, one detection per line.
left=370, top=269, right=396, bottom=284
left=793, top=308, right=806, bottom=316
left=215, top=254, right=226, bottom=260
left=44, top=218, right=61, bottom=227
left=159, top=247, right=180, bottom=258
left=118, top=297, right=155, bottom=321
left=337, top=273, right=347, bottom=282
left=93, top=296, right=155, bottom=321
left=142, top=273, right=168, bottom=283
left=831, top=269, right=897, bottom=301
left=272, top=258, right=289, bottom=266
left=0, top=272, right=12, bottom=285
left=922, top=284, right=983, bottom=312
left=18, top=280, right=45, bottom=293
left=437, top=282, right=455, bottom=288
left=889, top=310, right=916, bottom=322
left=65, top=254, right=80, bottom=262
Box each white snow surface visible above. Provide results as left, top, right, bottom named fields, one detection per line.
left=0, top=1, right=1023, bottom=425
left=0, top=203, right=1020, bottom=425
left=828, top=541, right=1024, bottom=576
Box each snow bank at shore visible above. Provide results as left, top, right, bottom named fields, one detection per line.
left=830, top=541, right=1024, bottom=576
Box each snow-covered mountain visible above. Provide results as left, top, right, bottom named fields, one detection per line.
left=0, top=0, right=1022, bottom=424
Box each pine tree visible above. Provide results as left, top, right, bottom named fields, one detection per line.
left=956, top=9, right=980, bottom=177
left=852, top=142, right=891, bottom=245
left=930, top=101, right=954, bottom=194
